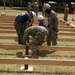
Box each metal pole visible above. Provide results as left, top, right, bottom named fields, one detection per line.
left=24, top=45, right=29, bottom=70
left=24, top=37, right=29, bottom=70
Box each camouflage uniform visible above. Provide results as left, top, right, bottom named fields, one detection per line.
left=47, top=10, right=59, bottom=46
left=23, top=26, right=48, bottom=55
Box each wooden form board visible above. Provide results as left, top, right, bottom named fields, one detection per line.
left=0, top=36, right=75, bottom=42
left=0, top=44, right=75, bottom=51
left=0, top=25, right=74, bottom=29
left=0, top=27, right=75, bottom=32
left=0, top=58, right=75, bottom=66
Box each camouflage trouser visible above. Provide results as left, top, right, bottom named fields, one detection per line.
left=14, top=21, right=26, bottom=44
left=31, top=31, right=47, bottom=54
left=47, top=29, right=58, bottom=46
left=64, top=14, right=68, bottom=21
left=42, top=11, right=45, bottom=17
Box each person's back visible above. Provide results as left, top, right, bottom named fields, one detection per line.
left=23, top=25, right=47, bottom=39
left=15, top=13, right=31, bottom=24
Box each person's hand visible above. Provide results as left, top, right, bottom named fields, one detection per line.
left=26, top=44, right=30, bottom=49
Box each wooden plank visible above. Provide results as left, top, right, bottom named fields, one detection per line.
left=0, top=24, right=73, bottom=28
left=0, top=36, right=75, bottom=42
left=0, top=21, right=13, bottom=23
left=59, top=25, right=74, bottom=28
left=0, top=44, right=25, bottom=49
left=0, top=30, right=75, bottom=36
left=37, top=46, right=75, bottom=51
left=0, top=23, right=74, bottom=29
left=58, top=32, right=75, bottom=36
left=0, top=29, right=75, bottom=35
left=57, top=38, right=75, bottom=42
left=0, top=23, right=13, bottom=25
left=0, top=44, right=75, bottom=51
left=0, top=36, right=17, bottom=39
left=0, top=26, right=74, bottom=32
left=0, top=30, right=16, bottom=33
left=0, top=26, right=15, bottom=29
left=0, top=24, right=70, bottom=28
left=59, top=28, right=75, bottom=31
left=0, top=58, right=75, bottom=66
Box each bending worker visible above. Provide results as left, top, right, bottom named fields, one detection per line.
left=14, top=11, right=36, bottom=44
left=22, top=25, right=48, bottom=58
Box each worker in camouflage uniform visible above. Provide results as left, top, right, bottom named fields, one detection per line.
left=44, top=3, right=59, bottom=46
left=14, top=11, right=36, bottom=44
left=37, top=15, right=47, bottom=28
left=22, top=25, right=48, bottom=58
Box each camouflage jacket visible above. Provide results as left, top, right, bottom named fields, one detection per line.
left=47, top=10, right=58, bottom=29
left=23, top=25, right=48, bottom=45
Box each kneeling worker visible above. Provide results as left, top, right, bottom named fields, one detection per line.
left=22, top=25, right=48, bottom=58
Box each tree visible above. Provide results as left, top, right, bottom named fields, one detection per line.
left=3, top=0, right=5, bottom=9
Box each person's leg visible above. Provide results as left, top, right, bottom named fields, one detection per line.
left=47, top=31, right=51, bottom=46
left=52, top=31, right=58, bottom=46
left=31, top=31, right=47, bottom=58
left=31, top=38, right=39, bottom=58
left=14, top=22, right=23, bottom=44
left=52, top=36, right=57, bottom=46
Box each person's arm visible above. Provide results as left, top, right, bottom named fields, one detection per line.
left=26, top=21, right=30, bottom=28
left=30, top=18, right=34, bottom=26
left=26, top=14, right=32, bottom=27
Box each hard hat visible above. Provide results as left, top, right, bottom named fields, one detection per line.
left=21, top=12, right=26, bottom=15
left=37, top=15, right=44, bottom=20
left=29, top=11, right=36, bottom=17
left=44, top=3, right=51, bottom=11
left=31, top=11, right=36, bottom=17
